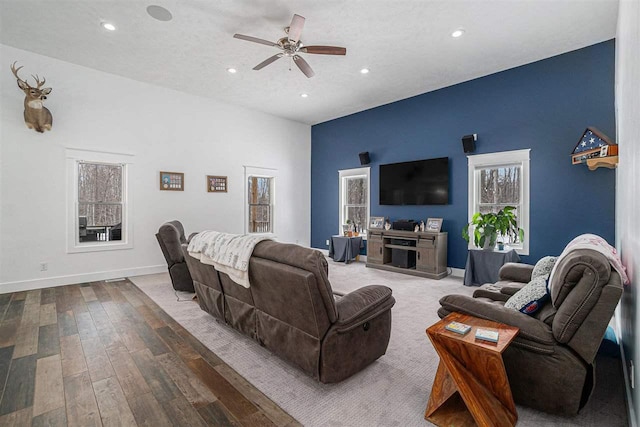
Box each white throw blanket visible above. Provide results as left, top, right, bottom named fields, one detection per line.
left=548, top=233, right=630, bottom=285
left=187, top=231, right=272, bottom=288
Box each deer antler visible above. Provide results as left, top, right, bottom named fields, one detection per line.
left=31, top=74, right=46, bottom=88
left=10, top=61, right=28, bottom=86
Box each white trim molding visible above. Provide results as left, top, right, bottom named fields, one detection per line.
left=0, top=264, right=165, bottom=294
left=467, top=149, right=530, bottom=255
left=338, top=167, right=371, bottom=238
left=65, top=148, right=135, bottom=253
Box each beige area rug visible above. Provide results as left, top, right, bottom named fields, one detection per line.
left=130, top=260, right=627, bottom=427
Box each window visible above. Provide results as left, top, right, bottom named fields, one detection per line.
left=66, top=148, right=133, bottom=253
left=468, top=149, right=530, bottom=254
left=339, top=167, right=370, bottom=237
left=248, top=176, right=273, bottom=233
left=244, top=166, right=276, bottom=235
left=78, top=162, right=123, bottom=243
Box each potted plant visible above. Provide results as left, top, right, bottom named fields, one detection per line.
left=462, top=206, right=524, bottom=250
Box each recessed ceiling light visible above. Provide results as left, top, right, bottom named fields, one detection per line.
left=360, top=68, right=370, bottom=74
left=451, top=29, right=465, bottom=38
left=300, top=93, right=308, bottom=98
left=147, top=5, right=173, bottom=22
left=227, top=68, right=237, bottom=74
left=101, top=22, right=116, bottom=31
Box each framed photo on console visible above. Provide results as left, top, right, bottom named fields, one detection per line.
left=369, top=216, right=385, bottom=229
left=426, top=218, right=443, bottom=232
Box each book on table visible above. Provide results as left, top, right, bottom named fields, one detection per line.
left=445, top=321, right=471, bottom=335
left=475, top=328, right=499, bottom=343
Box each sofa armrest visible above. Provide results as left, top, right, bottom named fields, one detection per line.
left=499, top=282, right=527, bottom=296
left=499, top=263, right=534, bottom=283
left=439, top=294, right=554, bottom=346
left=334, top=285, right=395, bottom=332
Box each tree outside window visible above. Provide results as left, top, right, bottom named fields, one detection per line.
left=77, top=162, right=123, bottom=242
left=344, top=176, right=367, bottom=230
left=468, top=149, right=530, bottom=254
left=248, top=176, right=272, bottom=233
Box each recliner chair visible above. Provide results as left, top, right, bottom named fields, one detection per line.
left=438, top=248, right=623, bottom=416
left=155, top=220, right=195, bottom=292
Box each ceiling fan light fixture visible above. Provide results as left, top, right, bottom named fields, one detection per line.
left=101, top=22, right=116, bottom=31
left=360, top=68, right=370, bottom=74
left=451, top=29, right=465, bottom=38
left=227, top=68, right=237, bottom=74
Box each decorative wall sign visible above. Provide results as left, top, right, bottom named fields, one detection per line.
left=160, top=171, right=184, bottom=191
left=207, top=175, right=228, bottom=192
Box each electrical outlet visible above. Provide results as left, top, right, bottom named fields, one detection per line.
left=326, top=239, right=330, bottom=245
left=40, top=262, right=48, bottom=271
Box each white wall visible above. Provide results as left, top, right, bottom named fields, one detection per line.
left=0, top=44, right=311, bottom=291
left=615, top=1, right=640, bottom=426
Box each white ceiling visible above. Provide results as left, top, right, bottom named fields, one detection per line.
left=0, top=0, right=618, bottom=125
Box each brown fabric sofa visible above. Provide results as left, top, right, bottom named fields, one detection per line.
left=438, top=249, right=623, bottom=416
left=182, top=240, right=396, bottom=383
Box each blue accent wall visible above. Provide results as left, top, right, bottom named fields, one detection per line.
left=311, top=40, right=616, bottom=268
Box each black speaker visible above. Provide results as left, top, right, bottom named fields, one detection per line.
left=462, top=134, right=477, bottom=153
left=391, top=249, right=416, bottom=269
left=359, top=151, right=370, bottom=165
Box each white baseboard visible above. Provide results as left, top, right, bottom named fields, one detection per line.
left=450, top=267, right=465, bottom=277
left=0, top=264, right=166, bottom=294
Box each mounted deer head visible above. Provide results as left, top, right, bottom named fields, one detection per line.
left=10, top=61, right=53, bottom=133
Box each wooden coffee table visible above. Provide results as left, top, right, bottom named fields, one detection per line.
left=425, top=312, right=519, bottom=427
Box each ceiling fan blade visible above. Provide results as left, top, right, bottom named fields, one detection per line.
left=300, top=46, right=347, bottom=55
left=253, top=53, right=283, bottom=70
left=287, top=14, right=305, bottom=43
left=293, top=55, right=315, bottom=78
left=233, top=33, right=279, bottom=47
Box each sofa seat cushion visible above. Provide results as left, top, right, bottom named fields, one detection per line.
left=505, top=276, right=550, bottom=315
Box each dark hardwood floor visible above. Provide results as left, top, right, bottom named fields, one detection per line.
left=0, top=280, right=300, bottom=426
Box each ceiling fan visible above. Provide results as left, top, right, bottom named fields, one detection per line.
left=233, top=14, right=346, bottom=78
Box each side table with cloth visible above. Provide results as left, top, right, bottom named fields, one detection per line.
left=463, top=248, right=520, bottom=286
left=329, top=235, right=364, bottom=263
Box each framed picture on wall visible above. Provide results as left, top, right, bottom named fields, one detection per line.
left=207, top=175, right=228, bottom=192
left=159, top=171, right=184, bottom=191
left=426, top=218, right=443, bottom=232
left=369, top=216, right=385, bottom=229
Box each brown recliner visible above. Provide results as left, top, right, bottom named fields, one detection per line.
left=438, top=248, right=623, bottom=416
left=155, top=221, right=194, bottom=292
left=183, top=239, right=396, bottom=383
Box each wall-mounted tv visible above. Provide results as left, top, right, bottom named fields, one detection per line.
left=379, top=157, right=449, bottom=205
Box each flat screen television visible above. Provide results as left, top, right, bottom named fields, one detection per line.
left=379, top=157, right=449, bottom=205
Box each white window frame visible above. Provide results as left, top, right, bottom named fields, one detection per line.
left=338, top=167, right=370, bottom=239
left=66, top=148, right=134, bottom=253
left=467, top=149, right=530, bottom=255
left=244, top=166, right=277, bottom=237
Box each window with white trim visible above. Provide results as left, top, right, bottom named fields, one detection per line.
left=244, top=166, right=276, bottom=235
left=468, top=149, right=530, bottom=254
left=339, top=167, right=370, bottom=237
left=66, top=148, right=133, bottom=253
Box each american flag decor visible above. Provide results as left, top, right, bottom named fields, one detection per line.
left=571, top=127, right=616, bottom=165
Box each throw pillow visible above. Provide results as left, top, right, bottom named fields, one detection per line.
left=504, top=275, right=550, bottom=315
left=532, top=256, right=557, bottom=279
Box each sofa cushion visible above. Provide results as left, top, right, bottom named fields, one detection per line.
left=532, top=256, right=557, bottom=279
left=504, top=276, right=550, bottom=315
